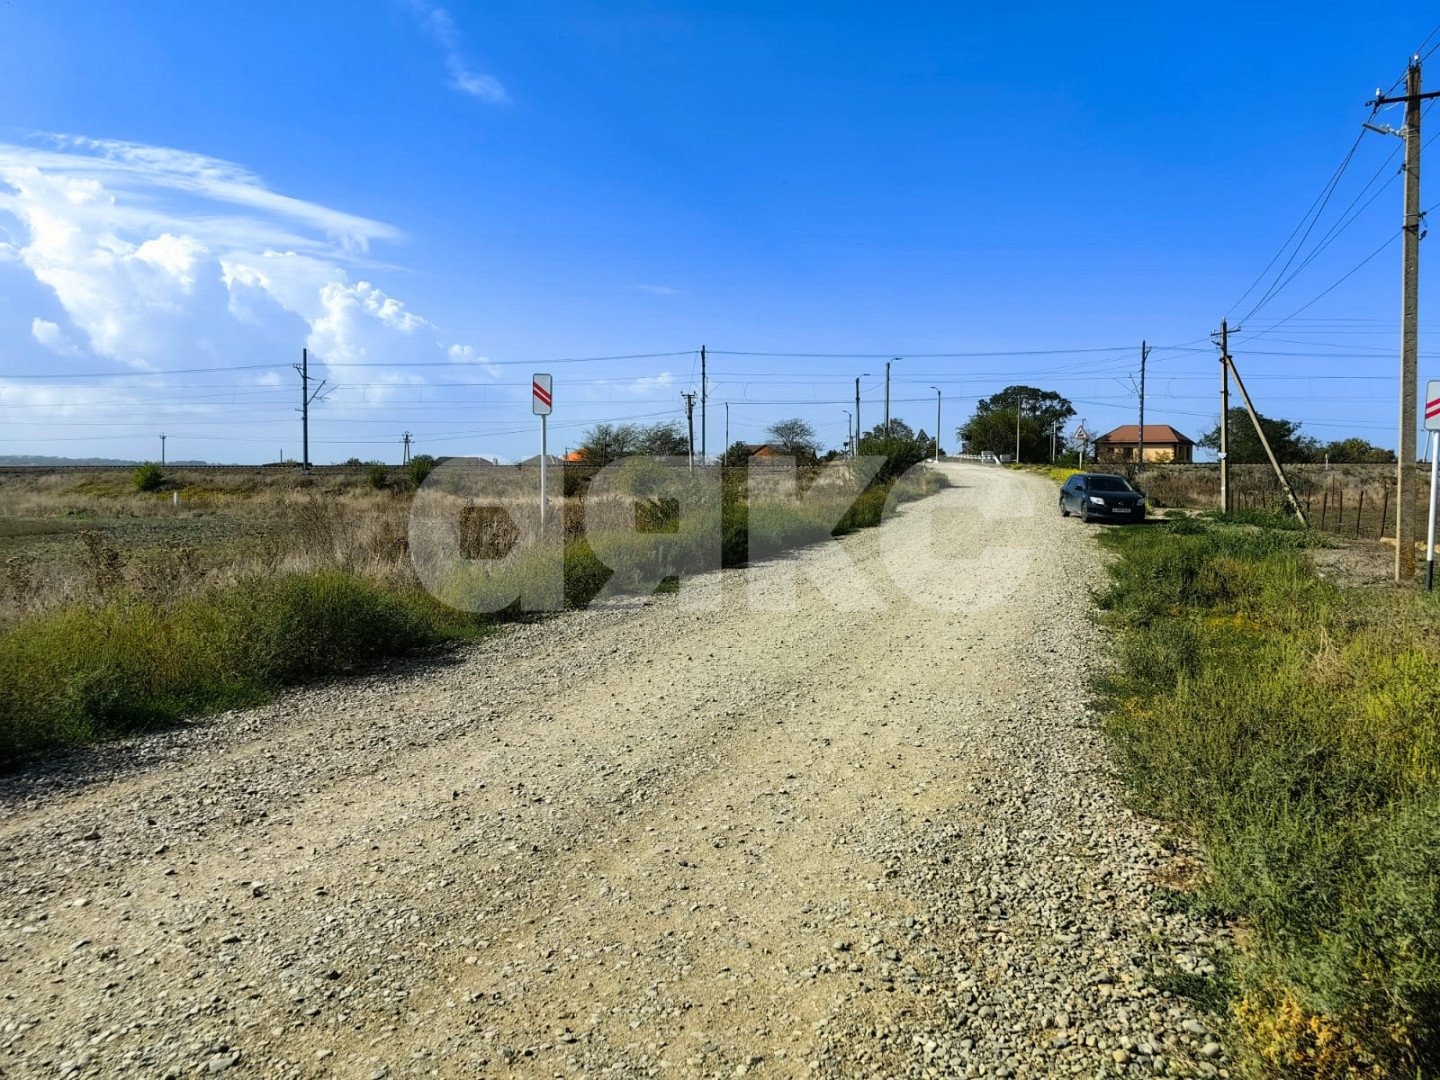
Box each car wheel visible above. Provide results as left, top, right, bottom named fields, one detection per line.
left=1059, top=496, right=1070, bottom=518
left=1080, top=506, right=1091, bottom=523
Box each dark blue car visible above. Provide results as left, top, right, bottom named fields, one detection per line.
left=1059, top=473, right=1147, bottom=523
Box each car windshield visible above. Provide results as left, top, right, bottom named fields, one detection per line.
left=1086, top=476, right=1133, bottom=492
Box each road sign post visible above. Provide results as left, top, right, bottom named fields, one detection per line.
left=1425, top=380, right=1440, bottom=590
left=533, top=374, right=553, bottom=535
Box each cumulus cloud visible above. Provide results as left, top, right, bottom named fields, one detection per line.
left=409, top=1, right=509, bottom=103
left=31, top=317, right=82, bottom=357
left=0, top=135, right=490, bottom=382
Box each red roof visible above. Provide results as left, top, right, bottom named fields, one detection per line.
left=1095, top=424, right=1193, bottom=445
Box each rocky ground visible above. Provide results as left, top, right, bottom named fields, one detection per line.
left=0, top=464, right=1231, bottom=1079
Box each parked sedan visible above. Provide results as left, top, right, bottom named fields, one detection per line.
left=1059, top=473, right=1147, bottom=523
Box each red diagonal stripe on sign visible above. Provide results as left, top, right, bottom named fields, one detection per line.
left=533, top=383, right=552, bottom=406
left=1427, top=397, right=1440, bottom=416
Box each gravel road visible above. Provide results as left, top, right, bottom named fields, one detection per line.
left=0, top=464, right=1230, bottom=1079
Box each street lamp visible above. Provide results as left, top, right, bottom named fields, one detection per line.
left=929, top=387, right=942, bottom=462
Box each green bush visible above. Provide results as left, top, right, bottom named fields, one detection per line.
left=366, top=462, right=388, bottom=489
left=133, top=462, right=165, bottom=492
left=1097, top=518, right=1440, bottom=1074
left=408, top=454, right=437, bottom=487
left=0, top=572, right=482, bottom=767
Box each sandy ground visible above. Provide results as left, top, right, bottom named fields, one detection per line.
left=0, top=464, right=1229, bottom=1079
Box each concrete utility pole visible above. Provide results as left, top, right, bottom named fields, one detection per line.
left=930, top=386, right=941, bottom=462
left=1368, top=61, right=1439, bottom=578
left=700, top=345, right=707, bottom=463
left=724, top=402, right=730, bottom=462
left=1216, top=321, right=1233, bottom=513
left=843, top=410, right=852, bottom=458
left=159, top=433, right=166, bottom=466
left=884, top=359, right=896, bottom=437
left=681, top=391, right=696, bottom=473
left=1226, top=354, right=1309, bottom=526
left=1137, top=341, right=1149, bottom=474
left=401, top=431, right=413, bottom=466
left=855, top=374, right=868, bottom=446
left=1014, top=393, right=1024, bottom=464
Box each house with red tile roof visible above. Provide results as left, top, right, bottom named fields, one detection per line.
left=1093, top=424, right=1195, bottom=464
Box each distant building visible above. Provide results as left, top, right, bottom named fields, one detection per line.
left=563, top=449, right=588, bottom=462
left=746, top=443, right=781, bottom=460
left=1093, top=425, right=1195, bottom=465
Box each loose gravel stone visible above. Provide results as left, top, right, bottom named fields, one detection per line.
left=0, top=465, right=1230, bottom=1078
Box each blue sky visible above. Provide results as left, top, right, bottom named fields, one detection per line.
left=0, top=1, right=1436, bottom=463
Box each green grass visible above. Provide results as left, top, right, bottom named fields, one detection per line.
left=1096, top=516, right=1440, bottom=1078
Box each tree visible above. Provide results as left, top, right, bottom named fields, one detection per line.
left=766, top=418, right=821, bottom=462
left=635, top=421, right=689, bottom=456
left=722, top=440, right=753, bottom=467
left=857, top=417, right=930, bottom=481
left=1199, top=408, right=1317, bottom=465
left=578, top=422, right=641, bottom=467
left=957, top=386, right=1075, bottom=462
left=1319, top=437, right=1396, bottom=464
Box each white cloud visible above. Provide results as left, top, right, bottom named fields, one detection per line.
left=31, top=317, right=82, bottom=357
left=0, top=135, right=492, bottom=383
left=447, top=342, right=499, bottom=377
left=409, top=1, right=510, bottom=103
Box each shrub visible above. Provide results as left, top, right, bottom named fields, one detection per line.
left=133, top=462, right=165, bottom=492
left=408, top=454, right=437, bottom=488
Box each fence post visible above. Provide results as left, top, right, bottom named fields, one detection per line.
left=1321, top=492, right=1329, bottom=531
left=1381, top=486, right=1391, bottom=539
left=1356, top=490, right=1365, bottom=539
left=1338, top=490, right=1344, bottom=534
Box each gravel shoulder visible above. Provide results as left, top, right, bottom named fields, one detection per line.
left=0, top=464, right=1230, bottom=1079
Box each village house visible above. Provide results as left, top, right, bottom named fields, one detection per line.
left=1092, top=424, right=1195, bottom=465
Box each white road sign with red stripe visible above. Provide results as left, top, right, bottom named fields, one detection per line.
left=1427, top=380, right=1440, bottom=431
left=532, top=373, right=553, bottom=415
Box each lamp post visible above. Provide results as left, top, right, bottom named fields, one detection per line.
left=929, top=387, right=941, bottom=463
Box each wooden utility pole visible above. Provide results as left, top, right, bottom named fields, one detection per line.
left=681, top=391, right=696, bottom=473
left=1137, top=341, right=1149, bottom=474
left=1369, top=61, right=1439, bottom=579
left=700, top=345, right=707, bottom=463
left=1226, top=354, right=1308, bottom=526
left=1217, top=321, right=1233, bottom=512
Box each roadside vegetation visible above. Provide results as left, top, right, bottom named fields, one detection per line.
left=1095, top=514, right=1439, bottom=1078
left=0, top=442, right=943, bottom=767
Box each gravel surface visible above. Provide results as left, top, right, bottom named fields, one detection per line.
left=0, top=464, right=1231, bottom=1079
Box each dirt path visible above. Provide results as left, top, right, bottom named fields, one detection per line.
left=0, top=464, right=1230, bottom=1079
